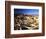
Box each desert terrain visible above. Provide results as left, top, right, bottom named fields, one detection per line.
left=14, top=14, right=39, bottom=30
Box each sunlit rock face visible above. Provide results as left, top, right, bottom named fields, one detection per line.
left=14, top=15, right=39, bottom=30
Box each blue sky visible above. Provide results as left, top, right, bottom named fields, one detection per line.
left=14, top=9, right=39, bottom=15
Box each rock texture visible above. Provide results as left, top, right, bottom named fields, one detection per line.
left=14, top=15, right=39, bottom=30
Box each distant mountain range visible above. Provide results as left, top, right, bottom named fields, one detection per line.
left=14, top=13, right=39, bottom=16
